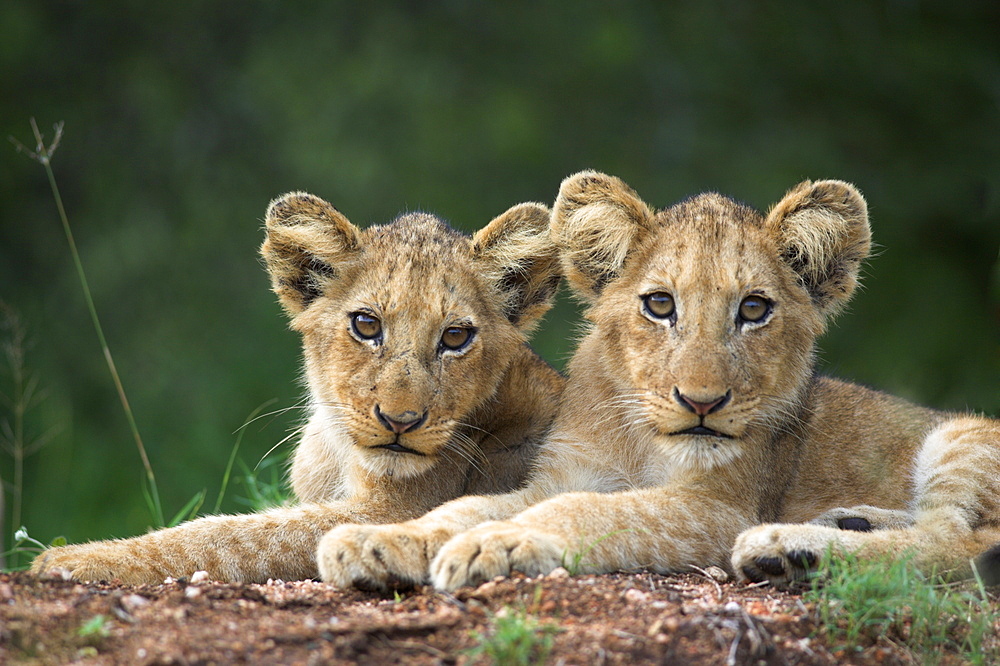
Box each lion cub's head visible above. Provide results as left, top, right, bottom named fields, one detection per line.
left=552, top=172, right=870, bottom=464
left=261, top=193, right=559, bottom=478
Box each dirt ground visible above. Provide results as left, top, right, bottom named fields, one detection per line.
left=0, top=568, right=990, bottom=665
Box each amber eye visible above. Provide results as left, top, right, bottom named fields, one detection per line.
left=643, top=292, right=675, bottom=319
left=351, top=313, right=382, bottom=340
left=441, top=326, right=474, bottom=352
left=738, top=296, right=771, bottom=323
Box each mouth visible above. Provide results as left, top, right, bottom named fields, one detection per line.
left=672, top=425, right=732, bottom=439
left=372, top=442, right=426, bottom=456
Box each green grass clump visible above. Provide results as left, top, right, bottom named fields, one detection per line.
left=234, top=455, right=290, bottom=512
left=805, top=548, right=998, bottom=664
left=77, top=615, right=111, bottom=639
left=468, top=606, right=557, bottom=666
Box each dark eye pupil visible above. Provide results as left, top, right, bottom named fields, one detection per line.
left=644, top=292, right=675, bottom=318
left=740, top=297, right=768, bottom=322
left=352, top=313, right=381, bottom=339
left=441, top=327, right=471, bottom=350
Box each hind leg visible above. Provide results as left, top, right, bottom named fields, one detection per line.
left=733, top=416, right=1000, bottom=584
left=810, top=505, right=914, bottom=532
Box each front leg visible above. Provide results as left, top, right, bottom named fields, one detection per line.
left=430, top=488, right=753, bottom=591
left=31, top=501, right=415, bottom=585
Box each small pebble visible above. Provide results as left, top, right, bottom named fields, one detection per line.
left=184, top=586, right=202, bottom=599
left=190, top=570, right=210, bottom=584
left=704, top=566, right=729, bottom=582
left=475, top=580, right=498, bottom=597
left=724, top=601, right=741, bottom=613
left=547, top=567, right=570, bottom=579
left=120, top=594, right=150, bottom=612
left=43, top=567, right=72, bottom=582
left=624, top=588, right=649, bottom=604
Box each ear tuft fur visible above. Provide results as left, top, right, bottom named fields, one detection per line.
left=261, top=192, right=362, bottom=316
left=472, top=202, right=560, bottom=331
left=550, top=171, right=656, bottom=302
left=765, top=180, right=871, bottom=317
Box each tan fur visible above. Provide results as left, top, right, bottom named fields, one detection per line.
left=31, top=193, right=564, bottom=584
left=319, top=171, right=1000, bottom=591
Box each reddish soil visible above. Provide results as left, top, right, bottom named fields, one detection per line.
left=0, top=569, right=984, bottom=665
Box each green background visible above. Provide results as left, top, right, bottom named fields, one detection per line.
left=1, top=1, right=998, bottom=557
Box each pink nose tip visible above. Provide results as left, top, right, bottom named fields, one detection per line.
left=375, top=406, right=427, bottom=434
left=673, top=389, right=731, bottom=416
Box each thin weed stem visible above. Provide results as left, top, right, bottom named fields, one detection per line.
left=10, top=119, right=163, bottom=526
left=213, top=399, right=278, bottom=514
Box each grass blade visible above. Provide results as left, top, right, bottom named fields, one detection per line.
left=11, top=119, right=163, bottom=526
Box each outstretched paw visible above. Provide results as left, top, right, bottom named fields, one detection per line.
left=318, top=523, right=448, bottom=591
left=732, top=523, right=852, bottom=586
left=810, top=505, right=913, bottom=532
left=430, top=522, right=565, bottom=592
left=31, top=542, right=165, bottom=585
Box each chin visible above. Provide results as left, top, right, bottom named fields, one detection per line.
left=655, top=432, right=746, bottom=474
left=358, top=447, right=440, bottom=479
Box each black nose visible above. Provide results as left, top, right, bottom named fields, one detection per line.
left=673, top=388, right=731, bottom=416
left=374, top=405, right=427, bottom=434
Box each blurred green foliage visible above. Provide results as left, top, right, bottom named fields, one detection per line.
left=1, top=1, right=997, bottom=549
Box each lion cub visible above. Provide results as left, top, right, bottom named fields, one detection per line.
left=320, top=171, right=1000, bottom=591
left=31, top=193, right=564, bottom=584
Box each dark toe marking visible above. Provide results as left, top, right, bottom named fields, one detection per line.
left=755, top=557, right=786, bottom=577
left=837, top=517, right=872, bottom=532
left=384, top=574, right=418, bottom=593
left=742, top=566, right=766, bottom=583
left=787, top=550, right=817, bottom=569
left=354, top=577, right=386, bottom=593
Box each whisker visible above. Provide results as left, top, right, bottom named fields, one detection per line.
left=235, top=402, right=310, bottom=433
left=255, top=427, right=303, bottom=469
left=456, top=420, right=509, bottom=451
left=443, top=431, right=489, bottom=478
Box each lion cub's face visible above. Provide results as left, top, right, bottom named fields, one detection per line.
left=261, top=193, right=559, bottom=478
left=552, top=172, right=870, bottom=459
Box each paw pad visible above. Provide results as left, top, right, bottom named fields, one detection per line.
left=786, top=550, right=817, bottom=569
left=836, top=517, right=872, bottom=532
left=755, top=556, right=786, bottom=576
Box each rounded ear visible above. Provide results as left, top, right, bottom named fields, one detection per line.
left=550, top=170, right=656, bottom=302
left=765, top=180, right=871, bottom=318
left=261, top=192, right=362, bottom=316
left=471, top=202, right=560, bottom=331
